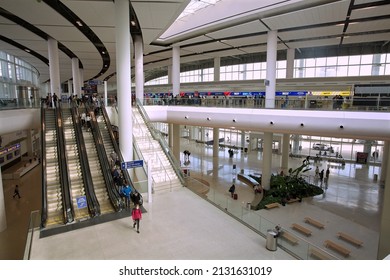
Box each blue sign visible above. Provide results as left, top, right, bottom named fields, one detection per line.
left=121, top=160, right=144, bottom=169
left=76, top=196, right=87, bottom=209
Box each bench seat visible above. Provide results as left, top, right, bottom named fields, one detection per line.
left=324, top=240, right=351, bottom=257
left=304, top=217, right=325, bottom=229
left=291, top=223, right=312, bottom=236
left=310, top=248, right=331, bottom=260
left=237, top=173, right=259, bottom=187
left=280, top=231, right=299, bottom=245
left=337, top=232, right=363, bottom=247
left=265, top=202, right=280, bottom=209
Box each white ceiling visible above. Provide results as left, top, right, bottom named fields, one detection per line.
left=0, top=0, right=389, bottom=85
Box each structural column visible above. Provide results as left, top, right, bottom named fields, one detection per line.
left=172, top=124, right=180, bottom=163
left=213, top=128, right=219, bottom=158
left=134, top=35, right=144, bottom=104
left=262, top=132, right=273, bottom=190
left=214, top=57, right=220, bottom=82
left=380, top=141, right=389, bottom=186
left=378, top=148, right=390, bottom=259
left=104, top=81, right=108, bottom=107
left=0, top=167, right=6, bottom=232
left=265, top=30, right=277, bottom=109
left=172, top=46, right=180, bottom=97
left=47, top=37, right=61, bottom=97
left=286, top=48, right=295, bottom=79
left=168, top=124, right=173, bottom=149
left=72, top=57, right=81, bottom=98
left=67, top=80, right=73, bottom=98
left=281, top=133, right=290, bottom=172
left=115, top=0, right=132, bottom=161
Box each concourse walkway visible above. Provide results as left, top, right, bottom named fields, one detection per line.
left=0, top=137, right=383, bottom=260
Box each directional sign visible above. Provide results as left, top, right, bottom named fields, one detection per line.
left=76, top=196, right=87, bottom=209
left=121, top=160, right=144, bottom=169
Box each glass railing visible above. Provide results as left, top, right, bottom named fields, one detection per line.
left=139, top=96, right=390, bottom=112
left=185, top=177, right=338, bottom=260
left=3, top=96, right=390, bottom=112
left=23, top=210, right=41, bottom=260
left=135, top=99, right=186, bottom=185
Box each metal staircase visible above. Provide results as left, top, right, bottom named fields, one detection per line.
left=132, top=107, right=183, bottom=193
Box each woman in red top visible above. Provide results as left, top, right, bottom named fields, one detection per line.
left=132, top=204, right=142, bottom=233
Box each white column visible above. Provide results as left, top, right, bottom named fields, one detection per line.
left=281, top=133, right=290, bottom=172
left=0, top=167, right=6, bottom=232
left=79, top=68, right=84, bottom=95
left=286, top=48, right=295, bottom=79
left=213, top=127, right=219, bottom=158
left=115, top=0, right=132, bottom=161
left=172, top=46, right=180, bottom=97
left=72, top=57, right=81, bottom=98
left=262, top=132, right=273, bottom=190
left=265, top=30, right=277, bottom=109
left=214, top=57, right=220, bottom=82
left=104, top=81, right=108, bottom=107
left=380, top=141, right=389, bottom=186
left=168, top=124, right=173, bottom=149
left=47, top=37, right=61, bottom=96
left=67, top=80, right=73, bottom=98
left=167, top=64, right=172, bottom=86
left=134, top=35, right=144, bottom=104
left=172, top=124, right=180, bottom=163
left=378, top=148, right=390, bottom=259
left=241, top=131, right=246, bottom=149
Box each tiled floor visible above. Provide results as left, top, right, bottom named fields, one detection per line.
left=0, top=138, right=384, bottom=260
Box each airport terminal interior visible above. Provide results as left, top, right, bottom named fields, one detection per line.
left=1, top=0, right=390, bottom=260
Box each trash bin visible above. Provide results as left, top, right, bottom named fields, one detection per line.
left=266, top=229, right=278, bottom=251
left=374, top=174, right=378, bottom=182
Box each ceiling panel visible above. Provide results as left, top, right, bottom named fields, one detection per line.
left=182, top=41, right=231, bottom=54
left=206, top=21, right=267, bottom=39
left=224, top=34, right=268, bottom=48
left=343, top=33, right=390, bottom=44
left=65, top=1, right=116, bottom=27
left=287, top=38, right=340, bottom=49
left=91, top=27, right=116, bottom=43
left=279, top=25, right=343, bottom=41
left=263, top=1, right=350, bottom=30
left=346, top=19, right=390, bottom=34
left=175, top=35, right=212, bottom=47
left=350, top=4, right=390, bottom=20
left=239, top=45, right=268, bottom=54
left=38, top=26, right=89, bottom=42
left=1, top=0, right=72, bottom=26
left=0, top=23, right=44, bottom=41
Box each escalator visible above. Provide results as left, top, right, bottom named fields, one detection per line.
left=61, top=108, right=90, bottom=221
left=41, top=107, right=74, bottom=227
left=43, top=108, right=64, bottom=226
left=80, top=109, right=115, bottom=214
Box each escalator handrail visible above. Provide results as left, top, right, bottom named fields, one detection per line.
left=56, top=104, right=75, bottom=223
left=100, top=103, right=135, bottom=192
left=86, top=104, right=124, bottom=212
left=70, top=106, right=101, bottom=217
left=40, top=106, right=48, bottom=228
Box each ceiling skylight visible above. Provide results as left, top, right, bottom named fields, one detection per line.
left=177, top=0, right=222, bottom=20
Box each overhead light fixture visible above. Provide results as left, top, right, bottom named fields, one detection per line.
left=270, top=121, right=274, bottom=125
left=76, top=21, right=83, bottom=27
left=131, top=21, right=136, bottom=26
left=25, top=49, right=31, bottom=53
left=340, top=125, right=344, bottom=129
left=207, top=117, right=211, bottom=121
left=185, top=116, right=189, bottom=119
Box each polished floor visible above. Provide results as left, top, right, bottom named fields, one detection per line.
left=0, top=138, right=384, bottom=260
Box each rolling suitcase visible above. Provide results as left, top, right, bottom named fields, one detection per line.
left=233, top=193, right=238, bottom=200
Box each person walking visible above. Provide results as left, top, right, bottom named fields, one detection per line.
left=131, top=204, right=142, bottom=233
left=121, top=184, right=132, bottom=210
left=319, top=169, right=324, bottom=185
left=228, top=184, right=236, bottom=198
left=13, top=184, right=21, bottom=199
left=325, top=167, right=330, bottom=183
